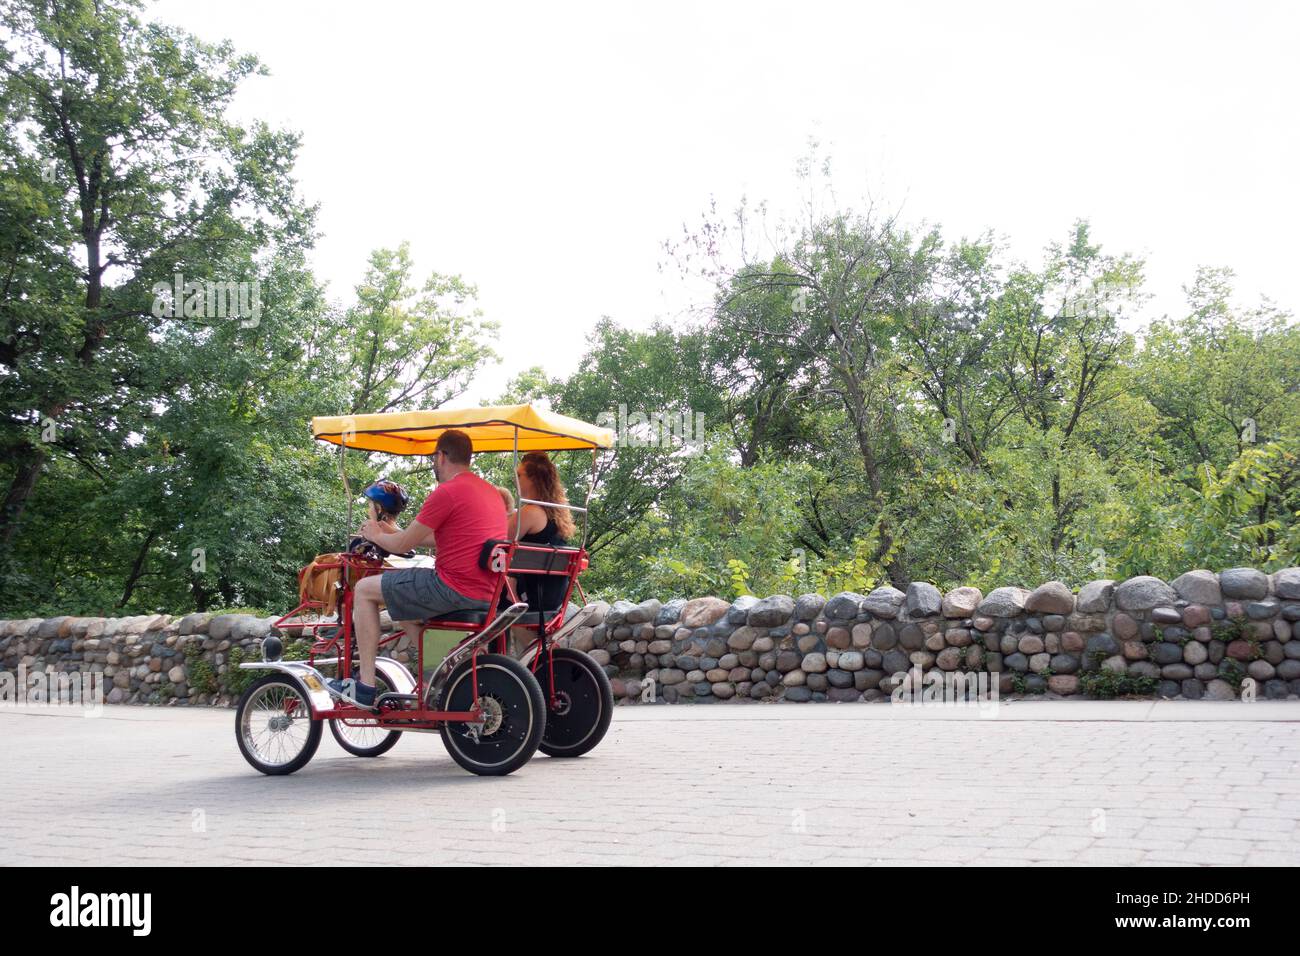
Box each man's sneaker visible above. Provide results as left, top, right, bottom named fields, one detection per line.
left=326, top=677, right=376, bottom=710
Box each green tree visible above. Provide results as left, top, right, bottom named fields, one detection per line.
left=0, top=0, right=312, bottom=569
left=343, top=242, right=498, bottom=414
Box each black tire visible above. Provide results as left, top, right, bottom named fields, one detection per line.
left=533, top=647, right=614, bottom=758
left=235, top=673, right=323, bottom=776
left=329, top=672, right=402, bottom=757
left=437, top=653, right=545, bottom=776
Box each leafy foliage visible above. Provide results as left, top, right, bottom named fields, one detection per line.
left=0, top=3, right=1295, bottom=617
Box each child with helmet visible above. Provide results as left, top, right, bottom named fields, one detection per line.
left=347, top=479, right=415, bottom=560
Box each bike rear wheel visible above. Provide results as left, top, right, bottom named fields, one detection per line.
left=534, top=647, right=613, bottom=758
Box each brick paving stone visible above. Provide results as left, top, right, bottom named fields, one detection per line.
left=1, top=703, right=1297, bottom=866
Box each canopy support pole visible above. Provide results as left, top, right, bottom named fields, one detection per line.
left=340, top=442, right=353, bottom=532
left=511, top=426, right=521, bottom=543
left=580, top=450, right=597, bottom=550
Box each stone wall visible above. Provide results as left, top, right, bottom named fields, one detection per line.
left=3, top=566, right=1299, bottom=706
left=0, top=611, right=429, bottom=706
left=573, top=567, right=1300, bottom=704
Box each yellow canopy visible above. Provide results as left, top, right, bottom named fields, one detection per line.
left=311, top=404, right=615, bottom=455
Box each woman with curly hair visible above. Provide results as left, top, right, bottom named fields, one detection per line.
left=502, top=452, right=576, bottom=653
left=507, top=451, right=575, bottom=547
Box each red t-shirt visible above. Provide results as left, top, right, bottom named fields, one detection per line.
left=415, top=471, right=507, bottom=601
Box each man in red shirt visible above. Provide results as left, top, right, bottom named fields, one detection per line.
left=330, top=429, right=506, bottom=709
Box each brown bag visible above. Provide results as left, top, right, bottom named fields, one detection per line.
left=298, top=554, right=345, bottom=617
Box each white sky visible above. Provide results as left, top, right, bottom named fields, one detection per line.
left=150, top=0, right=1299, bottom=403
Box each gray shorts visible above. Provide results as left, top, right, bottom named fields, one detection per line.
left=380, top=567, right=490, bottom=623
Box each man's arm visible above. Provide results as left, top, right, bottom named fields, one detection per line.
left=361, top=518, right=435, bottom=554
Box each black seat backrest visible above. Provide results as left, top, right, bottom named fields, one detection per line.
left=478, top=538, right=580, bottom=617
left=477, top=538, right=580, bottom=575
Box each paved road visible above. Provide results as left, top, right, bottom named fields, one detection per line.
left=2, top=701, right=1298, bottom=866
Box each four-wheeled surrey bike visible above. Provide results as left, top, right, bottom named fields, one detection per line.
left=233, top=404, right=616, bottom=776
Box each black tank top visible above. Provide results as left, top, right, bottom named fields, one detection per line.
left=520, top=515, right=565, bottom=547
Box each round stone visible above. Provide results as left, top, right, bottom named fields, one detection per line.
left=794, top=593, right=827, bottom=621
left=1150, top=643, right=1183, bottom=666
left=941, top=629, right=972, bottom=650
left=977, top=587, right=1030, bottom=617
left=747, top=595, right=794, bottom=627
left=941, top=587, right=982, bottom=617
left=1122, top=641, right=1148, bottom=661
left=1172, top=570, right=1221, bottom=605
left=1018, top=635, right=1045, bottom=654
left=1050, top=653, right=1080, bottom=674
left=870, top=624, right=898, bottom=651
left=1085, top=633, right=1120, bottom=661
left=897, top=624, right=925, bottom=651
left=823, top=592, right=866, bottom=621
left=1048, top=674, right=1079, bottom=695
left=905, top=582, right=943, bottom=617
left=1112, top=613, right=1139, bottom=640
left=1204, top=679, right=1237, bottom=701
left=1220, top=567, right=1269, bottom=600
left=1025, top=581, right=1075, bottom=615
left=838, top=651, right=865, bottom=671
left=1226, top=640, right=1255, bottom=661
left=936, top=648, right=962, bottom=671
left=827, top=668, right=853, bottom=688
left=802, top=652, right=828, bottom=673
left=797, top=634, right=821, bottom=653
left=1247, top=660, right=1275, bottom=681
left=1276, top=660, right=1300, bottom=680
left=1077, top=579, right=1114, bottom=613
left=880, top=649, right=909, bottom=677
left=1115, top=576, right=1177, bottom=611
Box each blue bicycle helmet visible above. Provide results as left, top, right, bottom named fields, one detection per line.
left=362, top=479, right=409, bottom=517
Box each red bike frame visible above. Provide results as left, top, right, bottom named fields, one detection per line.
left=271, top=539, right=590, bottom=729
